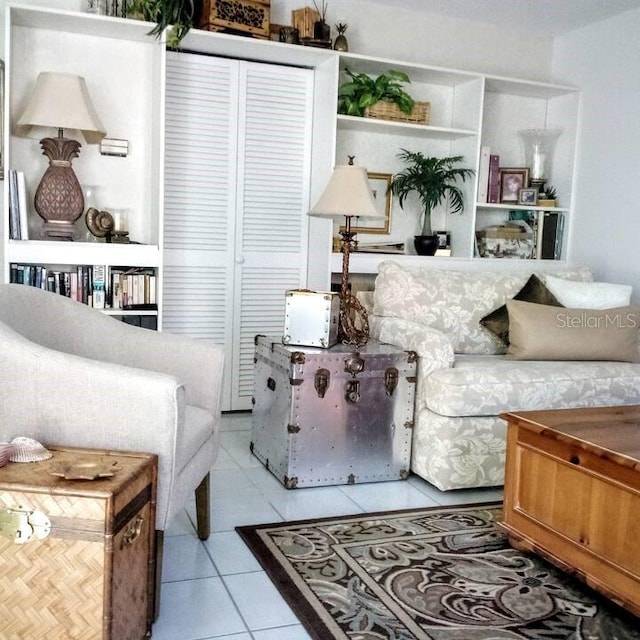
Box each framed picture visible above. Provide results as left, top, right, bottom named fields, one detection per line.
left=518, top=187, right=538, bottom=206
left=346, top=172, right=392, bottom=234
left=499, top=168, right=529, bottom=203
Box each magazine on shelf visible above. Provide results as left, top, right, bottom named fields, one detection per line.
left=355, top=241, right=405, bottom=254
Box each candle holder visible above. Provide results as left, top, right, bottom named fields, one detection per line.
left=519, top=129, right=561, bottom=193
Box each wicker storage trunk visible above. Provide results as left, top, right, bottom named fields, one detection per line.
left=0, top=446, right=157, bottom=640
left=251, top=336, right=417, bottom=488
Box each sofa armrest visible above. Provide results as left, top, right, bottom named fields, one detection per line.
left=370, top=316, right=454, bottom=409
left=370, top=315, right=454, bottom=371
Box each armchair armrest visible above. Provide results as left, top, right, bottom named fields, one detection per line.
left=0, top=285, right=223, bottom=415
left=0, top=322, right=184, bottom=526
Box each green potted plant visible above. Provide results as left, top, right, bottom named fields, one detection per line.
left=390, top=149, right=475, bottom=256
left=127, top=0, right=194, bottom=49
left=337, top=68, right=415, bottom=117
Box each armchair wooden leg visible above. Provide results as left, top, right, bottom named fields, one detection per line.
left=195, top=472, right=211, bottom=541
left=153, top=530, right=164, bottom=622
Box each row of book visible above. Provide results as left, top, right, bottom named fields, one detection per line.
left=9, top=263, right=157, bottom=310
left=8, top=169, right=29, bottom=240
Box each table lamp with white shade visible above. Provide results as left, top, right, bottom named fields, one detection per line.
left=309, top=161, right=385, bottom=346
left=14, top=72, right=106, bottom=240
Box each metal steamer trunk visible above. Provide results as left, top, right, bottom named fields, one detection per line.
left=251, top=335, right=417, bottom=488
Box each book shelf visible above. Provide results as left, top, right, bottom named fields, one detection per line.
left=332, top=51, right=579, bottom=271
left=2, top=4, right=164, bottom=324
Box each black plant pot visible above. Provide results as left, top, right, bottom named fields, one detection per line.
left=414, top=235, right=439, bottom=256
left=313, top=20, right=331, bottom=40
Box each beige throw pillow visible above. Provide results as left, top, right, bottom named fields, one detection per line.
left=506, top=299, right=639, bottom=362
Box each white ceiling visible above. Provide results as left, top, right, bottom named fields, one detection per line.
left=365, top=0, right=640, bottom=36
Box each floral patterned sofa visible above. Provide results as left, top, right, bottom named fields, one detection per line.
left=367, top=261, right=640, bottom=491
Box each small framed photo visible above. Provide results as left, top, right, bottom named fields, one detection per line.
left=499, top=168, right=530, bottom=203
left=518, top=187, right=538, bottom=206
left=344, top=172, right=392, bottom=234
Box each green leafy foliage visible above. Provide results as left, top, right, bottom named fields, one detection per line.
left=337, top=69, right=415, bottom=117
left=127, top=0, right=194, bottom=48
left=390, top=149, right=475, bottom=235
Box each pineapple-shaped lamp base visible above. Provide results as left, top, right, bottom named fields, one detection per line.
left=34, top=135, right=85, bottom=240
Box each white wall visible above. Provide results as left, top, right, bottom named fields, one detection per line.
left=273, top=0, right=554, bottom=80
left=553, top=8, right=640, bottom=300
left=1, top=0, right=555, bottom=80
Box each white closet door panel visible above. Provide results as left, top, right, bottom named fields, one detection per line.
left=238, top=63, right=313, bottom=255
left=164, top=52, right=238, bottom=254
left=162, top=265, right=228, bottom=340
left=163, top=52, right=239, bottom=409
left=235, top=265, right=303, bottom=403
left=230, top=63, right=314, bottom=409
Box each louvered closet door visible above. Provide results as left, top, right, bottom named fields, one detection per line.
left=163, top=52, right=313, bottom=411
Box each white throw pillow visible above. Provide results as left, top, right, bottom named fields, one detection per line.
left=544, top=274, right=632, bottom=309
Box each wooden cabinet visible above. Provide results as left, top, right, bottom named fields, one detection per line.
left=500, top=407, right=640, bottom=617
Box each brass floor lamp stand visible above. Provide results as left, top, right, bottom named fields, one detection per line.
left=338, top=217, right=370, bottom=347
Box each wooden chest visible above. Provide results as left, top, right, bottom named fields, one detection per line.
left=198, top=0, right=271, bottom=38
left=499, top=406, right=640, bottom=617
left=0, top=446, right=157, bottom=640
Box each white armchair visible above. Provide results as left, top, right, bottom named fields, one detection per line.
left=0, top=283, right=224, bottom=615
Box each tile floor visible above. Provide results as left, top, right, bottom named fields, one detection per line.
left=151, top=412, right=504, bottom=640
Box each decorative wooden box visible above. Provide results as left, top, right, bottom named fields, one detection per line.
left=0, top=446, right=157, bottom=640
left=198, top=0, right=271, bottom=38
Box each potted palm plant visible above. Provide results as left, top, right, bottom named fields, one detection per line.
left=390, top=149, right=475, bottom=255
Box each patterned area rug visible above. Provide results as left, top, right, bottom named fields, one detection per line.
left=237, top=503, right=640, bottom=640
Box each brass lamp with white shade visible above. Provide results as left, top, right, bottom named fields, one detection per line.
left=309, top=162, right=385, bottom=346
left=14, top=72, right=106, bottom=240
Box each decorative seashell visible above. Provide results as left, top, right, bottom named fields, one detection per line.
left=9, top=437, right=52, bottom=463
left=0, top=442, right=14, bottom=467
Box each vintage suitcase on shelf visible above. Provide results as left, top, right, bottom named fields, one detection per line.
left=282, top=289, right=340, bottom=348
left=0, top=446, right=157, bottom=640
left=251, top=335, right=417, bottom=488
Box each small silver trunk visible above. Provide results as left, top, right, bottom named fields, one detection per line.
left=251, top=335, right=417, bottom=488
left=282, top=289, right=340, bottom=349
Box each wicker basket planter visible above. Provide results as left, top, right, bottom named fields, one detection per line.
left=364, top=100, right=430, bottom=124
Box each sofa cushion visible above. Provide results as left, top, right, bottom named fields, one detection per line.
left=373, top=261, right=593, bottom=355
left=480, top=274, right=562, bottom=345
left=506, top=300, right=639, bottom=362
left=424, top=356, right=640, bottom=417
left=545, top=274, right=632, bottom=309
